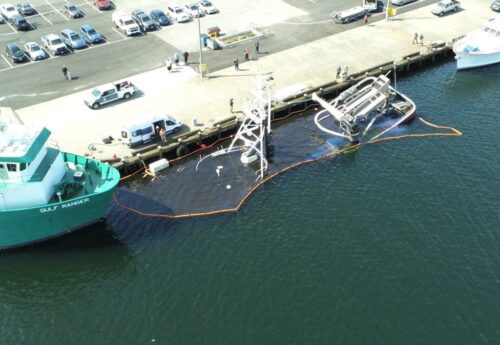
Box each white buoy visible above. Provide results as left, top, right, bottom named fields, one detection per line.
left=226, top=184, right=231, bottom=189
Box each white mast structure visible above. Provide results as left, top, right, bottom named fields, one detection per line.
left=196, top=75, right=273, bottom=181
left=229, top=75, right=272, bottom=180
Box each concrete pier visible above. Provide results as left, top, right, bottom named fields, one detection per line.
left=14, top=0, right=494, bottom=171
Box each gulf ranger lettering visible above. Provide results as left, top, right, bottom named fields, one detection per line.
left=62, top=198, right=90, bottom=208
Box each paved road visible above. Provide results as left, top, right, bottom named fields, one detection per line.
left=0, top=0, right=437, bottom=109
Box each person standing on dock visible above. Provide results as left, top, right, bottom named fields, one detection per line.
left=412, top=32, right=418, bottom=44
left=255, top=41, right=260, bottom=55
left=364, top=14, right=368, bottom=24
left=244, top=48, right=250, bottom=61
left=336, top=65, right=341, bottom=79
left=229, top=98, right=234, bottom=113
left=419, top=33, right=424, bottom=46
left=174, top=52, right=180, bottom=66
left=159, top=127, right=166, bottom=142
left=183, top=51, right=189, bottom=65
left=234, top=58, right=239, bottom=71
left=342, top=65, right=348, bottom=78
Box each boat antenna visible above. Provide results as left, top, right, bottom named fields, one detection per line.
left=393, top=62, right=397, bottom=91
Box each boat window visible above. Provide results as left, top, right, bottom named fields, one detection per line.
left=7, top=164, right=17, bottom=172
left=19, top=163, right=26, bottom=171
left=0, top=164, right=4, bottom=169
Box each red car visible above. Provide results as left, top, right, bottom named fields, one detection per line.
left=94, top=0, right=111, bottom=10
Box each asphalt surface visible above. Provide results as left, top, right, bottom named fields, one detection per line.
left=0, top=0, right=438, bottom=109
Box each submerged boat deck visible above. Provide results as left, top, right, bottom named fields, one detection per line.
left=114, top=106, right=461, bottom=218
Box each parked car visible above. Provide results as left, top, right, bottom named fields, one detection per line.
left=431, top=0, right=460, bottom=16
left=112, top=11, right=141, bottom=36
left=16, top=2, right=35, bottom=15
left=80, top=24, right=104, bottom=44
left=24, top=41, right=45, bottom=60
left=390, top=0, right=416, bottom=5
left=1, top=3, right=18, bottom=19
left=0, top=15, right=4, bottom=24
left=63, top=3, right=83, bottom=18
left=61, top=29, right=87, bottom=49
left=184, top=3, right=204, bottom=18
left=331, top=7, right=367, bottom=24
left=167, top=6, right=191, bottom=22
left=198, top=0, right=218, bottom=14
left=491, top=0, right=500, bottom=11
left=131, top=10, right=156, bottom=31
left=9, top=14, right=30, bottom=30
left=5, top=42, right=26, bottom=63
left=149, top=9, right=170, bottom=26
left=41, top=33, right=69, bottom=55
left=94, top=0, right=111, bottom=10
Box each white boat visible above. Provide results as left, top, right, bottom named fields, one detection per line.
left=312, top=75, right=416, bottom=143
left=453, top=17, right=500, bottom=70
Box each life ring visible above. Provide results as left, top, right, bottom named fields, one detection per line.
left=176, top=144, right=188, bottom=157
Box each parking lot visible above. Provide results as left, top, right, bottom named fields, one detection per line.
left=0, top=0, right=437, bottom=109
left=0, top=0, right=127, bottom=71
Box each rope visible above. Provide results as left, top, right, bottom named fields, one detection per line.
left=113, top=115, right=462, bottom=219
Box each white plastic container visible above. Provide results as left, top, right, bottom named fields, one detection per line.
left=149, top=158, right=169, bottom=174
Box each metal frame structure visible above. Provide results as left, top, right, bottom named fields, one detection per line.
left=196, top=75, right=273, bottom=180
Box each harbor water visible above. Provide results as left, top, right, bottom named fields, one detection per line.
left=1, top=61, right=499, bottom=344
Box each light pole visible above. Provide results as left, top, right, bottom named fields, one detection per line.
left=197, top=5, right=204, bottom=78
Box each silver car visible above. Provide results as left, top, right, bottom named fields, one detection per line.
left=167, top=6, right=190, bottom=22
left=390, top=0, right=417, bottom=5
left=491, top=0, right=500, bottom=12
left=24, top=42, right=46, bottom=60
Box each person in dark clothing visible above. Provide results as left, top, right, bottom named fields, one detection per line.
left=61, top=65, right=68, bottom=80
left=336, top=65, right=341, bottom=79
left=229, top=98, right=234, bottom=113
left=255, top=41, right=260, bottom=54
left=234, top=58, right=239, bottom=70
left=244, top=48, right=250, bottom=61
left=183, top=51, right=189, bottom=65
left=412, top=32, right=418, bottom=44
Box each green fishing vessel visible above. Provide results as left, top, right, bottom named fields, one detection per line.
left=0, top=108, right=120, bottom=250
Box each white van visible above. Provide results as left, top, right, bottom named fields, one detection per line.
left=121, top=113, right=182, bottom=147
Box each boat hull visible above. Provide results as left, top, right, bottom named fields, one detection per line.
left=455, top=51, right=500, bottom=70
left=0, top=188, right=115, bottom=250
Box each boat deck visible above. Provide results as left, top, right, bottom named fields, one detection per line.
left=48, top=153, right=118, bottom=203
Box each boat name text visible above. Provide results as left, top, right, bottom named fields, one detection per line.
left=40, top=198, right=90, bottom=213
